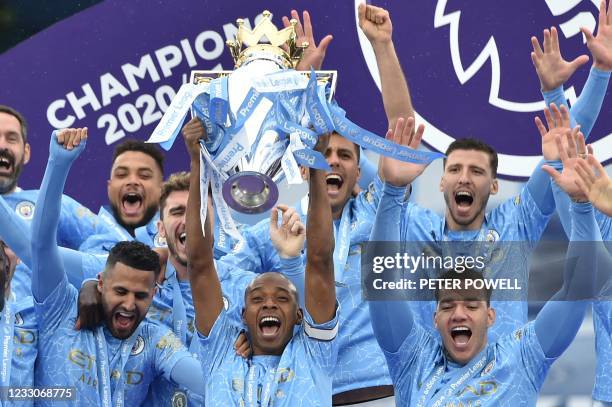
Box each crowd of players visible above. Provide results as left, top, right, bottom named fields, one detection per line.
left=0, top=3, right=610, bottom=406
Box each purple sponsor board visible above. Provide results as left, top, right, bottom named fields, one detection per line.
left=0, top=0, right=609, bottom=209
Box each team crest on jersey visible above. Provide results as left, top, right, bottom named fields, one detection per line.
left=485, top=229, right=499, bottom=243
left=15, top=201, right=35, bottom=220
left=357, top=1, right=611, bottom=177
left=131, top=335, right=145, bottom=355
left=481, top=360, right=495, bottom=376
left=14, top=313, right=24, bottom=326
left=171, top=391, right=187, bottom=407
left=154, top=233, right=167, bottom=247
left=231, top=378, right=244, bottom=392
left=514, top=328, right=524, bottom=341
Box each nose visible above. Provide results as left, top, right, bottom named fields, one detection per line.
left=326, top=150, right=340, bottom=168
left=262, top=297, right=278, bottom=309
left=125, top=172, right=142, bottom=187
left=457, top=169, right=471, bottom=185
left=122, top=294, right=137, bottom=312
left=451, top=304, right=468, bottom=322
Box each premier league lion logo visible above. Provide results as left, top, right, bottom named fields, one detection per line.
left=357, top=0, right=610, bottom=178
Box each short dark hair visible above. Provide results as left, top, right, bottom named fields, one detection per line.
left=444, top=138, right=498, bottom=177
left=159, top=171, right=190, bottom=219
left=112, top=139, right=164, bottom=174
left=0, top=105, right=28, bottom=143
left=434, top=268, right=492, bottom=306
left=105, top=241, right=161, bottom=279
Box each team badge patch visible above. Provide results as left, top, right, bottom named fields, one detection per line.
left=154, top=233, right=167, bottom=247
left=171, top=391, right=188, bottom=407
left=131, top=335, right=145, bottom=355
left=15, top=201, right=35, bottom=220
left=485, top=229, right=499, bottom=243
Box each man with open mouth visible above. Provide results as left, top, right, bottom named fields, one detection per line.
left=30, top=128, right=209, bottom=406
left=187, top=118, right=338, bottom=405
left=79, top=139, right=166, bottom=254
left=0, top=105, right=106, bottom=298
left=368, top=161, right=605, bottom=404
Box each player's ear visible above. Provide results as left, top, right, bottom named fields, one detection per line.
left=157, top=220, right=166, bottom=238
left=23, top=143, right=31, bottom=165
left=490, top=178, right=499, bottom=195
left=97, top=272, right=104, bottom=294
left=433, top=311, right=439, bottom=329
left=296, top=308, right=303, bottom=326
left=487, top=307, right=495, bottom=328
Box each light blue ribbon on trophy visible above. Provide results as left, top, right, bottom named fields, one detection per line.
left=193, top=94, right=224, bottom=153
left=292, top=149, right=330, bottom=170
left=95, top=325, right=143, bottom=407
left=328, top=103, right=445, bottom=165
left=199, top=142, right=243, bottom=242
left=281, top=135, right=303, bottom=185
left=147, top=82, right=210, bottom=150
left=208, top=77, right=229, bottom=126
left=305, top=68, right=335, bottom=135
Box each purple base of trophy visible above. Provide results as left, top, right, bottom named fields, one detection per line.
left=222, top=171, right=279, bottom=214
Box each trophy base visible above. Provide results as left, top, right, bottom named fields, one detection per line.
left=222, top=171, right=279, bottom=214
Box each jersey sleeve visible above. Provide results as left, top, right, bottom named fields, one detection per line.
left=151, top=325, right=193, bottom=382
left=58, top=194, right=105, bottom=249
left=34, top=275, right=78, bottom=335
left=197, top=308, right=241, bottom=376
left=301, top=305, right=340, bottom=375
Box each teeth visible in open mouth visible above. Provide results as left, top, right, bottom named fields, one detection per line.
left=451, top=326, right=470, bottom=333
left=179, top=232, right=186, bottom=245
left=0, top=158, right=10, bottom=169
left=261, top=316, right=280, bottom=324
left=456, top=191, right=472, bottom=198
left=118, top=312, right=134, bottom=318
left=326, top=174, right=343, bottom=187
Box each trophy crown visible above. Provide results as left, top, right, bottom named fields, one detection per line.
left=226, top=10, right=308, bottom=69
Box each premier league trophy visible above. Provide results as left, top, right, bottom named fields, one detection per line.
left=149, top=10, right=337, bottom=240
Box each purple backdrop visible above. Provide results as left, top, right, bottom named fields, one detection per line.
left=0, top=0, right=610, bottom=210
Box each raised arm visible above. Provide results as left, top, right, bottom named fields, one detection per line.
left=183, top=118, right=224, bottom=336
left=305, top=134, right=336, bottom=323
left=358, top=4, right=413, bottom=130
left=534, top=201, right=601, bottom=358
left=368, top=118, right=421, bottom=352
left=536, top=137, right=604, bottom=357
left=31, top=128, right=87, bottom=302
